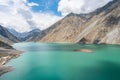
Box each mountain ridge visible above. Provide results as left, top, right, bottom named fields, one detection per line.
left=37, top=0, right=120, bottom=44
left=0, top=25, right=20, bottom=43
left=9, top=28, right=41, bottom=41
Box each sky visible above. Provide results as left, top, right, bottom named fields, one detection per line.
left=0, top=0, right=113, bottom=33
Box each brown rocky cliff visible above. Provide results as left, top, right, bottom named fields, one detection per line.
left=38, top=0, right=120, bottom=44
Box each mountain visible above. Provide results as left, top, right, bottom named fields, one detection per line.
left=0, top=25, right=20, bottom=48
left=0, top=25, right=20, bottom=43
left=22, top=29, right=41, bottom=41
left=37, top=0, right=120, bottom=44
left=0, top=34, right=13, bottom=49
left=9, top=29, right=41, bottom=41
left=0, top=26, right=22, bottom=76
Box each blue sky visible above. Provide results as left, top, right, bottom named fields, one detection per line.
left=0, top=0, right=112, bottom=32
left=28, top=0, right=61, bottom=16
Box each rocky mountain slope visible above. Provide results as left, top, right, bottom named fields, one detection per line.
left=0, top=34, right=13, bottom=50
left=38, top=0, right=120, bottom=44
left=0, top=25, right=20, bottom=48
left=0, top=25, right=21, bottom=76
left=0, top=25, right=20, bottom=43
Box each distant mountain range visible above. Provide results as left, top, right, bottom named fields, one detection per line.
left=0, top=24, right=41, bottom=47
left=37, top=0, right=120, bottom=44
left=9, top=28, right=41, bottom=41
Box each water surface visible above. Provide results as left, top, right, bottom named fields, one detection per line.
left=1, top=42, right=120, bottom=80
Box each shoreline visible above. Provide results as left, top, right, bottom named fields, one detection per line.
left=0, top=48, right=22, bottom=76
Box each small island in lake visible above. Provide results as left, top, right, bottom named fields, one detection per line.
left=74, top=49, right=93, bottom=53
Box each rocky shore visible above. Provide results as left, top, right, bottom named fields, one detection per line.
left=0, top=48, right=22, bottom=76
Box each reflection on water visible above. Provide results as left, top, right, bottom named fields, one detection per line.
left=1, top=42, right=120, bottom=80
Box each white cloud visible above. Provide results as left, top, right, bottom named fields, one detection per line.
left=27, top=2, right=39, bottom=7
left=0, top=0, right=113, bottom=33
left=58, top=0, right=113, bottom=15
left=32, top=13, right=62, bottom=30
left=0, top=0, right=62, bottom=33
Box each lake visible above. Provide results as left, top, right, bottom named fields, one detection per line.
left=1, top=42, right=120, bottom=80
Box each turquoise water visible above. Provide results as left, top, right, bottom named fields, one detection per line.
left=1, top=42, right=120, bottom=80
